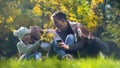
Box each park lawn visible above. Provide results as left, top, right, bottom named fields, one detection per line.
left=0, top=57, right=120, bottom=68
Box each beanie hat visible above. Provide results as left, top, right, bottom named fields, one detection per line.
left=13, top=27, right=31, bottom=40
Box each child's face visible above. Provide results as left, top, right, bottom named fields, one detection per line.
left=22, top=33, right=32, bottom=44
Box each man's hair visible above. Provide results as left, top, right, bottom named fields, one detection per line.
left=52, top=11, right=67, bottom=20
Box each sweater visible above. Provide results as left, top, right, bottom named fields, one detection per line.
left=17, top=40, right=41, bottom=54
left=17, top=40, right=50, bottom=55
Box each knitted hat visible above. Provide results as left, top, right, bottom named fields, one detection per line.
left=13, top=27, right=31, bottom=40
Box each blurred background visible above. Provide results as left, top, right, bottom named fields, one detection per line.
left=0, top=0, right=119, bottom=60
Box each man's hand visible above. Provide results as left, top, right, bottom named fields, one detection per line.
left=58, top=42, right=69, bottom=50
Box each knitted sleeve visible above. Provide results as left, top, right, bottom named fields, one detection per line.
left=17, top=41, right=41, bottom=54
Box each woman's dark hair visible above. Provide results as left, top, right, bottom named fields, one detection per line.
left=52, top=11, right=67, bottom=20
left=30, top=26, right=43, bottom=40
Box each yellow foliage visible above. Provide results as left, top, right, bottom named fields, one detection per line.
left=52, top=0, right=59, bottom=5
left=98, top=0, right=103, bottom=3
left=91, top=0, right=104, bottom=8
left=69, top=13, right=77, bottom=21
left=69, top=13, right=75, bottom=17
left=30, top=0, right=33, bottom=3
left=69, top=17, right=77, bottom=21
left=6, top=16, right=13, bottom=23
left=43, top=24, right=48, bottom=29
left=30, top=0, right=41, bottom=3
left=43, top=23, right=54, bottom=29
left=40, top=30, right=54, bottom=43
left=91, top=0, right=97, bottom=6
left=88, top=12, right=96, bottom=20
left=86, top=9, right=99, bottom=32
left=10, top=28, right=15, bottom=32
left=0, top=16, right=4, bottom=24
left=32, top=4, right=42, bottom=16
left=37, top=0, right=42, bottom=3
left=61, top=5, right=67, bottom=12
left=87, top=21, right=97, bottom=32
left=0, top=20, right=2, bottom=24
left=77, top=6, right=82, bottom=14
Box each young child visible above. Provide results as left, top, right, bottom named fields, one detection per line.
left=13, top=26, right=44, bottom=60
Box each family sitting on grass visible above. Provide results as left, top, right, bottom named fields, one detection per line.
left=13, top=11, right=119, bottom=61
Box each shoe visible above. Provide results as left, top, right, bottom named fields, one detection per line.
left=62, top=54, right=73, bottom=60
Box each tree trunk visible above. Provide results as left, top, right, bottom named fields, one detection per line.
left=96, top=0, right=107, bottom=38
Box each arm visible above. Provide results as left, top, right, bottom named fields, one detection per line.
left=40, top=42, right=51, bottom=51
left=68, top=40, right=84, bottom=51
left=58, top=40, right=84, bottom=51
left=17, top=41, right=41, bottom=54
left=77, top=23, right=94, bottom=39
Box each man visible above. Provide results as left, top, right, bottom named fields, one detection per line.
left=51, top=11, right=110, bottom=59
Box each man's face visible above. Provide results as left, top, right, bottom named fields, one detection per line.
left=54, top=19, right=68, bottom=31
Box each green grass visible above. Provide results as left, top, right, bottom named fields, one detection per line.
left=0, top=57, right=120, bottom=68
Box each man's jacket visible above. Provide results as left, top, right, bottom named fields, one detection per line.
left=53, top=21, right=95, bottom=51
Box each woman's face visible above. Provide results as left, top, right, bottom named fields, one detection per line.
left=54, top=19, right=68, bottom=31
left=30, top=26, right=43, bottom=40
left=22, top=33, right=32, bottom=44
